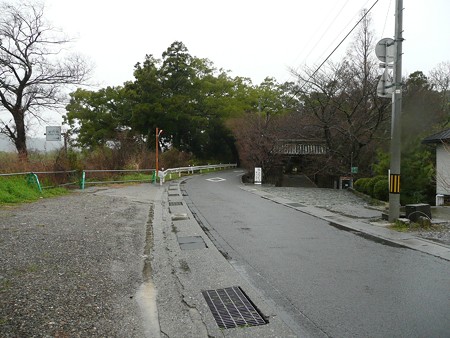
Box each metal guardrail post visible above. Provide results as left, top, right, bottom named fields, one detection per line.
left=26, top=172, right=42, bottom=193
left=81, top=171, right=86, bottom=190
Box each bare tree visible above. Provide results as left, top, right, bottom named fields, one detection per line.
left=429, top=61, right=450, bottom=127
left=228, top=111, right=285, bottom=181
left=290, top=11, right=390, bottom=176
left=0, top=1, right=91, bottom=158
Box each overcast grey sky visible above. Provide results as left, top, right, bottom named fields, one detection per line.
left=44, top=0, right=450, bottom=88
left=2, top=0, right=449, bottom=141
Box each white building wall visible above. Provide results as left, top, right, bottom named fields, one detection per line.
left=436, top=144, right=450, bottom=195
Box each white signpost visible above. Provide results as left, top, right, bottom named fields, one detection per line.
left=45, top=126, right=61, bottom=141
left=254, top=167, right=262, bottom=185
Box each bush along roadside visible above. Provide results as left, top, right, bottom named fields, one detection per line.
left=354, top=176, right=389, bottom=202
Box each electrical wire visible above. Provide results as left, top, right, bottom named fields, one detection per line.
left=314, top=0, right=373, bottom=67
left=287, top=0, right=373, bottom=84
left=380, top=0, right=393, bottom=38
left=289, top=0, right=352, bottom=76
left=287, top=0, right=380, bottom=102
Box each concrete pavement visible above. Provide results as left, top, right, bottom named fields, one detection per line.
left=238, top=185, right=450, bottom=262
left=151, top=181, right=299, bottom=337
left=3, top=175, right=448, bottom=337
left=151, top=177, right=450, bottom=337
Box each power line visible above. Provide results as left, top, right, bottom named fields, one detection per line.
left=288, top=0, right=380, bottom=102
left=289, top=0, right=352, bottom=76
left=380, top=0, right=393, bottom=38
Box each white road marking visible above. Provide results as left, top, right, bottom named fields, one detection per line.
left=206, top=177, right=226, bottom=182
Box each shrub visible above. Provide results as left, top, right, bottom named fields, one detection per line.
left=365, top=176, right=386, bottom=196
left=373, top=179, right=389, bottom=201
left=160, top=148, right=193, bottom=169
left=354, top=178, right=371, bottom=194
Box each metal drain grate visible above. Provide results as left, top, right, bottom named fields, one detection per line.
left=202, top=287, right=267, bottom=329
left=169, top=201, right=183, bottom=206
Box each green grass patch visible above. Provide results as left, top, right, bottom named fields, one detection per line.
left=389, top=220, right=410, bottom=232
left=0, top=176, right=69, bottom=205
left=389, top=220, right=433, bottom=232
left=121, top=172, right=154, bottom=182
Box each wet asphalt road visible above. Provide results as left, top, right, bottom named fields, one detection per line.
left=182, top=170, right=450, bottom=337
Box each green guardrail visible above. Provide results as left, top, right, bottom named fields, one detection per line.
left=26, top=173, right=42, bottom=193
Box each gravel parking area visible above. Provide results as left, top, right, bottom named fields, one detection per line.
left=0, top=188, right=154, bottom=337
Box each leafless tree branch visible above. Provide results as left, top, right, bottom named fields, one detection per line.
left=0, top=0, right=92, bottom=158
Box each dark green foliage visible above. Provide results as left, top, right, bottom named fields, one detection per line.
left=400, top=141, right=435, bottom=205
left=369, top=139, right=436, bottom=204
left=372, top=149, right=390, bottom=176
left=354, top=176, right=387, bottom=198
left=66, top=41, right=263, bottom=163
left=65, top=87, right=129, bottom=148
left=366, top=176, right=386, bottom=196
left=373, top=179, right=389, bottom=201
left=354, top=178, right=371, bottom=195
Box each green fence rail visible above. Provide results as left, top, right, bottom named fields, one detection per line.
left=0, top=164, right=238, bottom=192
left=80, top=168, right=155, bottom=190
left=0, top=170, right=78, bottom=192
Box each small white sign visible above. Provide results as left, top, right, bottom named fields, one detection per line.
left=45, top=126, right=61, bottom=141
left=254, top=167, right=262, bottom=184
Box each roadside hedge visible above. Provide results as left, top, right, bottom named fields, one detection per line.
left=354, top=176, right=388, bottom=202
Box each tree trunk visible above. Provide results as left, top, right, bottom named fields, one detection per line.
left=13, top=108, right=28, bottom=160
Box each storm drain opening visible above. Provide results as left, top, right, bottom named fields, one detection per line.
left=286, top=202, right=306, bottom=208
left=171, top=213, right=189, bottom=221
left=168, top=193, right=179, bottom=197
left=202, top=286, right=268, bottom=329
left=169, top=201, right=183, bottom=206
left=177, top=236, right=207, bottom=250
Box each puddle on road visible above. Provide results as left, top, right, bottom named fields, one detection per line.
left=136, top=281, right=161, bottom=338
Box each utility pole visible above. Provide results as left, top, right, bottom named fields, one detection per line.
left=376, top=0, right=403, bottom=221
left=388, top=0, right=403, bottom=221
left=155, top=127, right=160, bottom=180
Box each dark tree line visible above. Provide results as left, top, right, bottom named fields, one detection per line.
left=66, top=42, right=255, bottom=162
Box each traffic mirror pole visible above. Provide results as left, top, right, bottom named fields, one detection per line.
left=388, top=0, right=403, bottom=222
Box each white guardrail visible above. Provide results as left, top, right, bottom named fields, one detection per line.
left=157, top=163, right=237, bottom=185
